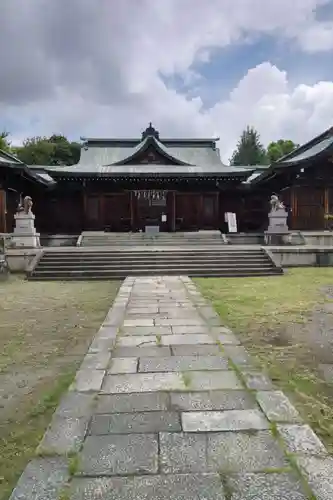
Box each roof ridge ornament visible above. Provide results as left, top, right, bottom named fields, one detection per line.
left=142, top=122, right=160, bottom=140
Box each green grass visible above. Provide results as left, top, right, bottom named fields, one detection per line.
left=0, top=276, right=120, bottom=500
left=196, top=269, right=333, bottom=452
left=181, top=372, right=192, bottom=388
left=68, top=454, right=80, bottom=476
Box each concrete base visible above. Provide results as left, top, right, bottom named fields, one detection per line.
left=6, top=249, right=42, bottom=272
left=12, top=213, right=40, bottom=248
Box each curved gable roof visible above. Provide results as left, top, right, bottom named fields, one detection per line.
left=112, top=135, right=190, bottom=166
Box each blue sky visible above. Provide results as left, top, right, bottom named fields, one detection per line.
left=163, top=34, right=333, bottom=109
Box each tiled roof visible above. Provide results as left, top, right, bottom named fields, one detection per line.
left=251, top=125, right=333, bottom=185
left=46, top=163, right=251, bottom=176
left=0, top=148, right=24, bottom=165
left=75, top=134, right=227, bottom=172
left=277, top=135, right=333, bottom=165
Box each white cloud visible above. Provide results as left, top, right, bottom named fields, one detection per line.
left=1, top=0, right=333, bottom=161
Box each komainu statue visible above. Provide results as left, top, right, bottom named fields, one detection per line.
left=23, top=196, right=33, bottom=214
left=269, top=194, right=285, bottom=212
left=17, top=196, right=33, bottom=214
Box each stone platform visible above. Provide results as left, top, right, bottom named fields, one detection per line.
left=10, top=277, right=333, bottom=499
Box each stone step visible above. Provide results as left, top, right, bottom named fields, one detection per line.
left=30, top=268, right=282, bottom=280
left=34, top=263, right=276, bottom=274
left=80, top=242, right=226, bottom=247
left=41, top=249, right=264, bottom=257
left=29, top=245, right=280, bottom=281
left=40, top=254, right=267, bottom=265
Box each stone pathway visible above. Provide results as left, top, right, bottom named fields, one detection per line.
left=10, top=276, right=333, bottom=500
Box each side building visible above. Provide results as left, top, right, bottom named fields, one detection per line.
left=0, top=123, right=333, bottom=235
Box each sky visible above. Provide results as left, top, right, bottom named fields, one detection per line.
left=1, top=0, right=333, bottom=162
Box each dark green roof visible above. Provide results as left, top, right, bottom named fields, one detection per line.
left=0, top=148, right=24, bottom=165
left=252, top=126, right=333, bottom=185
left=0, top=149, right=55, bottom=187
left=46, top=124, right=246, bottom=176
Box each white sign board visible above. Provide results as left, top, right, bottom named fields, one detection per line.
left=225, top=212, right=237, bottom=233
left=161, top=214, right=167, bottom=222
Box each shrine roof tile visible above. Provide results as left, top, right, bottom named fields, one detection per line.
left=277, top=135, right=333, bottom=165
left=251, top=125, right=333, bottom=185
left=42, top=163, right=252, bottom=176
left=78, top=134, right=226, bottom=168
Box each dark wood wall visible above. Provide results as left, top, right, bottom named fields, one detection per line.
left=5, top=161, right=333, bottom=234
left=175, top=192, right=219, bottom=230
left=277, top=162, right=333, bottom=230
left=281, top=186, right=329, bottom=230
left=0, top=189, right=5, bottom=232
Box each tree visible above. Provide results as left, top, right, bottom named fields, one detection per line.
left=0, top=131, right=11, bottom=152
left=267, top=139, right=299, bottom=163
left=230, top=126, right=268, bottom=166
left=15, top=135, right=81, bottom=165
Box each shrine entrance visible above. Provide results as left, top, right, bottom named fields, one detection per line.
left=133, top=190, right=171, bottom=231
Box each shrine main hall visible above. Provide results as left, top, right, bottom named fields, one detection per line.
left=1, top=123, right=333, bottom=235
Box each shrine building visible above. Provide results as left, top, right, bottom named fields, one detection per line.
left=1, top=123, right=333, bottom=235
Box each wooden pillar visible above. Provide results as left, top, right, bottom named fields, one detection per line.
left=324, top=187, right=329, bottom=230
left=0, top=189, right=6, bottom=233
left=199, top=194, right=203, bottom=230
left=324, top=187, right=329, bottom=214
left=130, top=191, right=134, bottom=231
left=83, top=191, right=87, bottom=230
left=290, top=187, right=297, bottom=230
left=215, top=192, right=219, bottom=229
left=171, top=191, right=176, bottom=232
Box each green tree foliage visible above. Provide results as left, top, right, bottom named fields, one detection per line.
left=267, top=139, right=299, bottom=163
left=230, top=126, right=268, bottom=166
left=0, top=131, right=11, bottom=152
left=15, top=135, right=81, bottom=166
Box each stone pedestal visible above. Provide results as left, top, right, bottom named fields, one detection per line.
left=264, top=208, right=289, bottom=245
left=12, top=212, right=40, bottom=248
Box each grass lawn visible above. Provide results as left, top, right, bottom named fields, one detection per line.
left=0, top=276, right=120, bottom=500
left=196, top=269, right=333, bottom=452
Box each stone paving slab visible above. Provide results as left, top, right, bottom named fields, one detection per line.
left=69, top=474, right=226, bottom=500
left=182, top=370, right=243, bottom=390
left=295, top=455, right=333, bottom=500
left=122, top=326, right=172, bottom=336
left=170, top=344, right=221, bottom=356
left=108, top=357, right=138, bottom=374
left=277, top=423, right=328, bottom=456
left=80, top=352, right=112, bottom=370
left=101, top=372, right=186, bottom=393
left=161, top=334, right=216, bottom=345
left=207, top=430, right=288, bottom=472
left=9, top=458, right=69, bottom=500
left=9, top=276, right=329, bottom=500
left=256, top=390, right=302, bottom=423
left=224, top=472, right=308, bottom=500
left=37, top=415, right=89, bottom=455
left=54, top=392, right=96, bottom=418
left=70, top=369, right=105, bottom=392
left=77, top=434, right=158, bottom=476
left=159, top=432, right=208, bottom=473
left=139, top=355, right=229, bottom=372
left=95, top=392, right=170, bottom=413
left=89, top=411, right=181, bottom=435
left=181, top=409, right=269, bottom=432
left=170, top=390, right=256, bottom=411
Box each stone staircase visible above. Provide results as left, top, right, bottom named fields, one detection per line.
left=226, top=233, right=265, bottom=245
left=28, top=247, right=283, bottom=280
left=78, top=231, right=227, bottom=246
